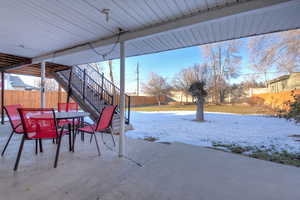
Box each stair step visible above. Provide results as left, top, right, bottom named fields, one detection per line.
left=53, top=66, right=131, bottom=130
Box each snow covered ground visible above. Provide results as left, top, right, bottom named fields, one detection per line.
left=126, top=111, right=300, bottom=153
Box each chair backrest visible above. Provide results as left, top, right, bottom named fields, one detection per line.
left=58, top=102, right=78, bottom=112
left=18, top=108, right=57, bottom=138
left=95, top=105, right=117, bottom=131
left=4, top=104, right=23, bottom=130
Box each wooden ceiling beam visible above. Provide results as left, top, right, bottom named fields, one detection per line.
left=0, top=61, right=32, bottom=71
left=6, top=61, right=71, bottom=78
left=0, top=52, right=32, bottom=71
left=0, top=53, right=71, bottom=78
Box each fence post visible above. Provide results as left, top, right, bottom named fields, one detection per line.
left=83, top=69, right=86, bottom=101
left=1, top=72, right=4, bottom=124
left=58, top=85, right=62, bottom=104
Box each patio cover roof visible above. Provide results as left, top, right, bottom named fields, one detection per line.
left=0, top=0, right=299, bottom=68
left=0, top=53, right=70, bottom=77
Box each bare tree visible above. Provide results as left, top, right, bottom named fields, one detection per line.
left=89, top=62, right=103, bottom=73
left=79, top=63, right=104, bottom=87
left=200, top=40, right=242, bottom=104
left=34, top=78, right=58, bottom=91
left=248, top=30, right=300, bottom=82
left=189, top=81, right=207, bottom=121
left=248, top=35, right=277, bottom=86
left=173, top=64, right=208, bottom=103
left=88, top=62, right=103, bottom=85
left=276, top=30, right=300, bottom=73
left=108, top=60, right=116, bottom=99
left=143, top=73, right=172, bottom=106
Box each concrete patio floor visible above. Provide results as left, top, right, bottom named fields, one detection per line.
left=0, top=123, right=300, bottom=200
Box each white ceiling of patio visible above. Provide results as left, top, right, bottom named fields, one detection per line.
left=1, top=0, right=300, bottom=65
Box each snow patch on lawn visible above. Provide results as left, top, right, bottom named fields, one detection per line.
left=126, top=111, right=300, bottom=153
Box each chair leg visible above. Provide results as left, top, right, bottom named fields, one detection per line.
left=39, top=139, right=43, bottom=153
left=81, top=132, right=84, bottom=142
left=54, top=135, right=62, bottom=168
left=35, top=139, right=38, bottom=155
left=68, top=124, right=72, bottom=151
left=1, top=131, right=14, bottom=156
left=72, top=129, right=78, bottom=153
left=93, top=134, right=101, bottom=156
left=14, top=135, right=25, bottom=171
left=110, top=127, right=116, bottom=147
left=68, top=132, right=72, bottom=152
left=101, top=131, right=105, bottom=144
left=90, top=134, right=93, bottom=143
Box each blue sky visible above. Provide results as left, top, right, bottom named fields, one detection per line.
left=100, top=38, right=254, bottom=93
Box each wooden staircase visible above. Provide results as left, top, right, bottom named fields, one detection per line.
left=52, top=65, right=131, bottom=132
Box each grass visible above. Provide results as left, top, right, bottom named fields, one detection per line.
left=212, top=142, right=300, bottom=167
left=132, top=104, right=274, bottom=115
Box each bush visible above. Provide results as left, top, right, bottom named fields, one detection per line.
left=285, top=91, right=300, bottom=123
left=245, top=96, right=265, bottom=106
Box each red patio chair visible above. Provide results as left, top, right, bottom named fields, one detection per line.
left=58, top=102, right=79, bottom=112
left=14, top=108, right=69, bottom=171
left=57, top=102, right=80, bottom=127
left=73, top=105, right=117, bottom=155
left=1, top=105, right=24, bottom=156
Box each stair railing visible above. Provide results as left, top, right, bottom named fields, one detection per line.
left=60, top=65, right=130, bottom=123
left=76, top=64, right=131, bottom=123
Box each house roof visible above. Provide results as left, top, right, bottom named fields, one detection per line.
left=268, top=72, right=300, bottom=84
left=268, top=75, right=290, bottom=84
left=8, top=75, right=37, bottom=89
left=0, top=0, right=299, bottom=67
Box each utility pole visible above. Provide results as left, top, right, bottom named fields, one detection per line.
left=108, top=60, right=116, bottom=100
left=136, top=62, right=140, bottom=96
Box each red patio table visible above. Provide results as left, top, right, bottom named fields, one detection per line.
left=31, top=111, right=90, bottom=151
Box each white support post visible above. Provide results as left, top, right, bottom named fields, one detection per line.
left=119, top=41, right=126, bottom=157
left=41, top=61, right=46, bottom=108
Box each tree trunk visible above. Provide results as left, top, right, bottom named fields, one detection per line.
left=156, top=96, right=161, bottom=106
left=108, top=60, right=116, bottom=98
left=180, top=92, right=183, bottom=104
left=219, top=89, right=225, bottom=103
left=264, top=72, right=268, bottom=87
left=196, top=99, right=204, bottom=121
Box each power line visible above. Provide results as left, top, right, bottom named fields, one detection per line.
left=237, top=71, right=285, bottom=76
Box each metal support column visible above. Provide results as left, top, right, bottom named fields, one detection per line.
left=119, top=41, right=126, bottom=157
left=41, top=62, right=46, bottom=108
left=1, top=72, right=5, bottom=124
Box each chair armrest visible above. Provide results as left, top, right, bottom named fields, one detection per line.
left=81, top=121, right=96, bottom=132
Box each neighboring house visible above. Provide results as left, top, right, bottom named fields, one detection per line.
left=247, top=88, right=269, bottom=97
left=267, top=72, right=300, bottom=93
left=248, top=72, right=300, bottom=95
left=170, top=91, right=194, bottom=103
left=6, top=75, right=38, bottom=91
